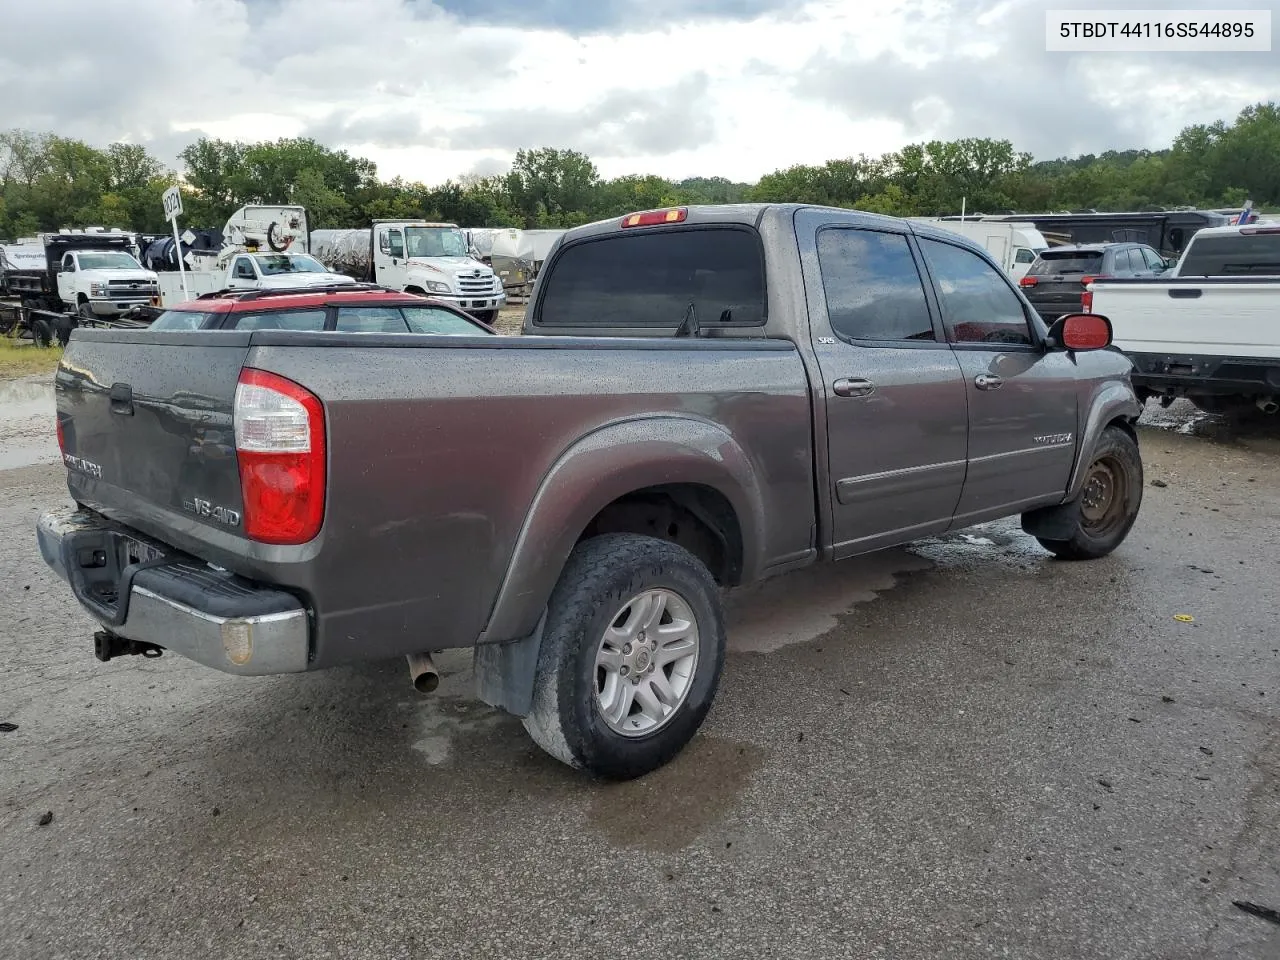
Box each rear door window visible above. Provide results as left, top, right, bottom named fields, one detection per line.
left=1028, top=250, right=1104, bottom=277
left=402, top=305, right=487, bottom=335
left=334, top=306, right=410, bottom=333
left=233, top=309, right=327, bottom=331
left=535, top=227, right=765, bottom=329
left=148, top=309, right=217, bottom=331
left=817, top=228, right=935, bottom=342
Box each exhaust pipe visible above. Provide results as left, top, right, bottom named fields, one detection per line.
left=1257, top=397, right=1279, bottom=415
left=406, top=652, right=440, bottom=694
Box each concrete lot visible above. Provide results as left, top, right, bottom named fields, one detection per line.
left=1, top=380, right=1277, bottom=959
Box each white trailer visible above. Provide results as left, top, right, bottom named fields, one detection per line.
left=909, top=219, right=1048, bottom=279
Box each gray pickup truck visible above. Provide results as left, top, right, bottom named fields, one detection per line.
left=38, top=204, right=1144, bottom=780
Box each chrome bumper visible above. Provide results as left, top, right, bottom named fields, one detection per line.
left=37, top=506, right=310, bottom=675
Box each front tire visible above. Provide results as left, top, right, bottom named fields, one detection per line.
left=522, top=533, right=725, bottom=780
left=1036, top=426, right=1143, bottom=560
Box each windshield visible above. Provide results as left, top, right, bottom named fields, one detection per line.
left=77, top=252, right=142, bottom=270
left=404, top=227, right=467, bottom=258
left=254, top=254, right=328, bottom=275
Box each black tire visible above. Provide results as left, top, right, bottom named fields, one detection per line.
left=29, top=317, right=54, bottom=349
left=522, top=533, right=726, bottom=780
left=77, top=300, right=95, bottom=322
left=1036, top=426, right=1143, bottom=560
left=474, top=309, right=499, bottom=325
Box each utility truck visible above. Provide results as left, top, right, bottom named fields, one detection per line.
left=311, top=221, right=505, bottom=322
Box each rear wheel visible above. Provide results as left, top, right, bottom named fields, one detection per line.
left=1035, top=426, right=1143, bottom=560
left=522, top=533, right=725, bottom=780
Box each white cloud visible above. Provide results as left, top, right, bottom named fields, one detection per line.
left=2, top=0, right=1277, bottom=185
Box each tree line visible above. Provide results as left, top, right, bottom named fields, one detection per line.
left=3, top=101, right=1278, bottom=242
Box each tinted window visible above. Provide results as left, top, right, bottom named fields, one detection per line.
left=1029, top=250, right=1104, bottom=276
left=233, top=259, right=256, bottom=279
left=817, top=229, right=933, bottom=342
left=402, top=305, right=487, bottom=335
left=1179, top=233, right=1280, bottom=276
left=1014, top=248, right=1036, bottom=264
left=147, top=309, right=216, bottom=331
left=1141, top=247, right=1165, bottom=270
left=233, top=309, right=327, bottom=331
left=335, top=306, right=409, bottom=333
left=536, top=227, right=765, bottom=329
left=919, top=238, right=1032, bottom=346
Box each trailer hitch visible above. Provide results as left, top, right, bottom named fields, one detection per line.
left=93, top=630, right=164, bottom=663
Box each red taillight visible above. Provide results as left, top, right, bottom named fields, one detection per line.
left=56, top=415, right=66, bottom=454
left=621, top=208, right=687, bottom=228
left=234, top=368, right=325, bottom=545
left=1079, top=275, right=1103, bottom=313
left=1019, top=276, right=1038, bottom=287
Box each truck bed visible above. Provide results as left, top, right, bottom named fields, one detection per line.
left=1089, top=276, right=1280, bottom=356
left=53, top=329, right=816, bottom=667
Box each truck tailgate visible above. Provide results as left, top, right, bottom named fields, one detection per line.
left=1091, top=280, right=1280, bottom=356
left=55, top=329, right=252, bottom=551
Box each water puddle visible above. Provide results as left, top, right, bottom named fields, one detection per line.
left=0, top=377, right=57, bottom=470
left=586, top=735, right=766, bottom=851
left=724, top=548, right=932, bottom=654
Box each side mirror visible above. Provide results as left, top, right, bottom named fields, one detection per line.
left=1046, top=312, right=1112, bottom=352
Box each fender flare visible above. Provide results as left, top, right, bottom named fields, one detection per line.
left=1065, top=379, right=1143, bottom=502
left=477, top=415, right=767, bottom=645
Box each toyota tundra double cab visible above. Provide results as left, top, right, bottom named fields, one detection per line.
left=38, top=204, right=1144, bottom=780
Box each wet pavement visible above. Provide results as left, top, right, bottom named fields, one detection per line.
left=1, top=384, right=1278, bottom=959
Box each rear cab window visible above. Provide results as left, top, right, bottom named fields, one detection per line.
left=1178, top=232, right=1280, bottom=276
left=534, top=227, right=766, bottom=330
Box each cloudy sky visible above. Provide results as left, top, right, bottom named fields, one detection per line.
left=4, top=0, right=1278, bottom=184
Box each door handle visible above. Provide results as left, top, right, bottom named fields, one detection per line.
left=974, top=374, right=1003, bottom=390
left=833, top=378, right=875, bottom=398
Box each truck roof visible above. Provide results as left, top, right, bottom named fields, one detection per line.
left=170, top=284, right=434, bottom=314
left=561, top=203, right=990, bottom=255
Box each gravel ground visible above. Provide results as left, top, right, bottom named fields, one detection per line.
left=1, top=382, right=1278, bottom=959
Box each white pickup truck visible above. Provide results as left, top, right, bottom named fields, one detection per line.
left=311, top=221, right=506, bottom=322
left=223, top=252, right=354, bottom=291
left=1088, top=223, right=1280, bottom=415
left=2, top=233, right=159, bottom=322
left=56, top=248, right=160, bottom=319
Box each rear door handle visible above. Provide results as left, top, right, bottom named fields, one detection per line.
left=833, top=378, right=875, bottom=398
left=974, top=374, right=1003, bottom=391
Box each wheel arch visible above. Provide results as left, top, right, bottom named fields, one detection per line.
left=478, top=416, right=766, bottom=646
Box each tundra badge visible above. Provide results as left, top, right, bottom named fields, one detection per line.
left=1033, top=433, right=1073, bottom=445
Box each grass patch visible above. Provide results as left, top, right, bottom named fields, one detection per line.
left=0, top=339, right=62, bottom=379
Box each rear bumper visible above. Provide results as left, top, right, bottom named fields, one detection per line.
left=37, top=505, right=311, bottom=675
left=1125, top=350, right=1280, bottom=397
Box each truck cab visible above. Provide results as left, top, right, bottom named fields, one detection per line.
left=224, top=252, right=354, bottom=291
left=372, top=221, right=506, bottom=321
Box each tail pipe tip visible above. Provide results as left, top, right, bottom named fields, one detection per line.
left=1257, top=397, right=1279, bottom=415
left=407, top=652, right=440, bottom=694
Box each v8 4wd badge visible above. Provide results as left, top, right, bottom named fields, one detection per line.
left=183, top=497, right=241, bottom=527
